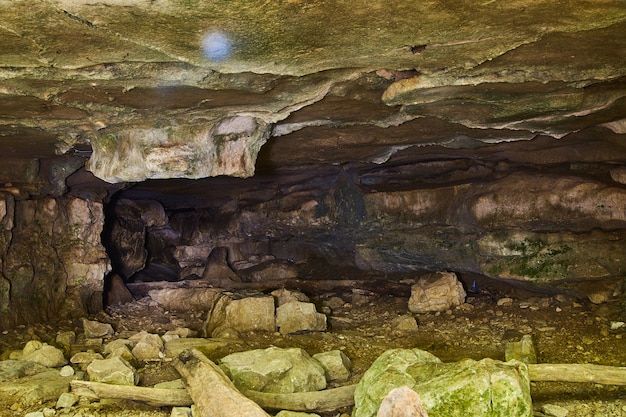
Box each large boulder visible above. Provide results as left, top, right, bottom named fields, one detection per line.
left=408, top=272, right=466, bottom=314
left=353, top=348, right=532, bottom=417
left=203, top=292, right=276, bottom=337
left=275, top=301, right=327, bottom=334
left=219, top=347, right=327, bottom=394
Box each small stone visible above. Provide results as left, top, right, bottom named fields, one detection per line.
left=42, top=408, right=56, bottom=417
left=275, top=412, right=321, bottom=417
left=324, top=296, right=346, bottom=310
left=82, top=319, right=114, bottom=338
left=59, top=365, right=75, bottom=377
left=56, top=392, right=78, bottom=409
left=24, top=412, right=44, bottom=417
left=390, top=314, right=419, bottom=332
left=541, top=403, right=569, bottom=417
left=170, top=407, right=193, bottom=417
left=497, top=297, right=513, bottom=307
left=610, top=321, right=625, bottom=330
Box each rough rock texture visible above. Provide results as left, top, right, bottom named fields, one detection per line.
left=408, top=272, right=466, bottom=314
left=1, top=0, right=626, bottom=324
left=219, top=347, right=327, bottom=394
left=0, top=194, right=109, bottom=327
left=353, top=349, right=532, bottom=417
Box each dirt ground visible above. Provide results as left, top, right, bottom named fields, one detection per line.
left=2, top=272, right=626, bottom=417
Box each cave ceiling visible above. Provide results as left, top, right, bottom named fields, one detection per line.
left=1, top=0, right=626, bottom=205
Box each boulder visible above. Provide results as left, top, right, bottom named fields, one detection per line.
left=276, top=301, right=327, bottom=334
left=204, top=292, right=276, bottom=337
left=353, top=348, right=532, bottom=417
left=408, top=272, right=466, bottom=314
left=82, top=319, right=114, bottom=338
left=86, top=356, right=138, bottom=386
left=219, top=347, right=327, bottom=394
left=131, top=333, right=164, bottom=361
left=22, top=342, right=68, bottom=368
left=312, top=350, right=351, bottom=382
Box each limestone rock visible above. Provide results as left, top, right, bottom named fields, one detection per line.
left=131, top=333, right=164, bottom=361
left=271, top=288, right=310, bottom=306
left=275, top=412, right=321, bottom=417
left=170, top=407, right=193, bottom=417
left=312, top=350, right=351, bottom=382
left=103, top=339, right=135, bottom=361
left=219, top=347, right=327, bottom=394
left=408, top=272, right=466, bottom=314
left=104, top=273, right=134, bottom=306
left=276, top=301, right=327, bottom=334
left=204, top=292, right=276, bottom=337
left=390, top=315, right=419, bottom=332
left=82, top=319, right=114, bottom=338
left=56, top=392, right=78, bottom=409
left=201, top=246, right=242, bottom=282
left=59, top=366, right=75, bottom=377
left=148, top=288, right=222, bottom=311
left=0, top=361, right=74, bottom=406
left=86, top=356, right=138, bottom=386
left=70, top=351, right=104, bottom=370
left=22, top=342, right=68, bottom=368
left=505, top=335, right=537, bottom=364
left=541, top=404, right=569, bottom=417
left=242, top=260, right=299, bottom=282
left=376, top=386, right=428, bottom=417
left=55, top=331, right=76, bottom=352
left=87, top=116, right=271, bottom=182
left=353, top=349, right=532, bottom=417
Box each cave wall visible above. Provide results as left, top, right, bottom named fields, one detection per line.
left=0, top=192, right=109, bottom=328
left=114, top=144, right=626, bottom=294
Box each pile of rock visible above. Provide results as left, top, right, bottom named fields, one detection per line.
left=204, top=288, right=327, bottom=337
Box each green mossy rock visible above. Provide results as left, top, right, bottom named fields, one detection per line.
left=353, top=348, right=532, bottom=417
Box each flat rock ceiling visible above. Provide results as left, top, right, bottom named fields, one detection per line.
left=1, top=0, right=626, bottom=198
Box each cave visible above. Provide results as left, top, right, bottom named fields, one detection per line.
left=1, top=1, right=625, bottom=415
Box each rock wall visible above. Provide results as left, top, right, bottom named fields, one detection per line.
left=0, top=193, right=109, bottom=328
left=124, top=161, right=626, bottom=293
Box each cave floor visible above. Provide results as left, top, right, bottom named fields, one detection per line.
left=3, top=274, right=626, bottom=417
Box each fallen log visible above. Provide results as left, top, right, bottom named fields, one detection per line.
left=241, top=384, right=357, bottom=413
left=173, top=348, right=271, bottom=417
left=127, top=277, right=411, bottom=299
left=528, top=363, right=626, bottom=385
left=70, top=380, right=192, bottom=407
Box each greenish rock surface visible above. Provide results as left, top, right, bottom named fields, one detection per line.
left=352, top=348, right=532, bottom=417
left=219, top=347, right=327, bottom=394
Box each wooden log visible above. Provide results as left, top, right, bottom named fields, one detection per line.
left=173, top=348, right=271, bottom=417
left=528, top=363, right=626, bottom=385
left=70, top=380, right=192, bottom=407
left=241, top=384, right=357, bottom=412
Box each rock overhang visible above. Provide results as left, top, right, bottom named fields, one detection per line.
left=1, top=0, right=626, bottom=191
